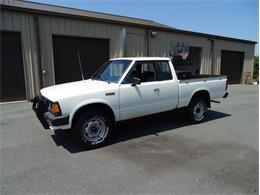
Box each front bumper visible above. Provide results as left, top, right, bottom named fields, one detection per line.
left=44, top=112, right=69, bottom=127
left=31, top=96, right=69, bottom=129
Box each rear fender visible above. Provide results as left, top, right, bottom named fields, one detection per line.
left=189, top=88, right=211, bottom=108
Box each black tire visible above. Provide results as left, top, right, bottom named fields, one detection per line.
left=187, top=97, right=207, bottom=124
left=72, top=110, right=113, bottom=149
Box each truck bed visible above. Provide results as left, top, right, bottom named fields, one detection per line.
left=176, top=71, right=227, bottom=108
left=176, top=71, right=226, bottom=81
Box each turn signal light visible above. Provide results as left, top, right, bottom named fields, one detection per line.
left=51, top=102, right=61, bottom=116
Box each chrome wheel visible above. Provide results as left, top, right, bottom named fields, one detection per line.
left=193, top=102, right=206, bottom=121
left=82, top=117, right=108, bottom=142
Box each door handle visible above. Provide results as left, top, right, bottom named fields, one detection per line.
left=153, top=88, right=160, bottom=92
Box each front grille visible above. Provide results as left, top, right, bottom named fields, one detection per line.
left=38, top=95, right=50, bottom=112
left=40, top=95, right=50, bottom=104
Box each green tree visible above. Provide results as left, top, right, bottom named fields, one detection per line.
left=253, top=56, right=259, bottom=81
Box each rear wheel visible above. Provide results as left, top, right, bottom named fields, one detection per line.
left=187, top=97, right=207, bottom=124
left=73, top=110, right=113, bottom=149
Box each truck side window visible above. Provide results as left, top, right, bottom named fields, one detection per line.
left=157, top=61, right=173, bottom=81
left=123, top=61, right=156, bottom=84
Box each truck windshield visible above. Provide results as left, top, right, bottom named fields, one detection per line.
left=91, top=60, right=132, bottom=83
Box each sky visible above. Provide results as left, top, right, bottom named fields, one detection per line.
left=31, top=0, right=259, bottom=55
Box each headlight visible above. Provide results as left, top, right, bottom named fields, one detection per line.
left=51, top=102, right=61, bottom=116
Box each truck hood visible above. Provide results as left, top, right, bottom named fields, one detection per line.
left=40, top=79, right=113, bottom=102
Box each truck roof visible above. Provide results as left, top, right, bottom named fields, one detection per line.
left=110, top=57, right=171, bottom=61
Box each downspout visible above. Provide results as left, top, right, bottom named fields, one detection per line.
left=33, top=13, right=43, bottom=89
left=120, top=28, right=126, bottom=57
left=33, top=13, right=45, bottom=94
left=210, top=37, right=215, bottom=75
left=145, top=29, right=149, bottom=56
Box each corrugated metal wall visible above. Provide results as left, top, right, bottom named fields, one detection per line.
left=0, top=10, right=41, bottom=99
left=148, top=30, right=213, bottom=74
left=35, top=15, right=147, bottom=86
left=148, top=30, right=255, bottom=82
left=37, top=15, right=124, bottom=86
left=125, top=29, right=146, bottom=57
left=213, top=39, right=255, bottom=83
left=1, top=10, right=147, bottom=93
left=0, top=9, right=255, bottom=101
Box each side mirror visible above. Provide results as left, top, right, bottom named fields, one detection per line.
left=131, top=77, right=141, bottom=86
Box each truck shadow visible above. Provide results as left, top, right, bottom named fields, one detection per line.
left=51, top=109, right=231, bottom=153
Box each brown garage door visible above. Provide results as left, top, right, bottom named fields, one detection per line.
left=221, top=50, right=244, bottom=84
left=52, top=35, right=109, bottom=84
left=0, top=31, right=26, bottom=102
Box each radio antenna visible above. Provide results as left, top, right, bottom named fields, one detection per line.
left=77, top=50, right=85, bottom=81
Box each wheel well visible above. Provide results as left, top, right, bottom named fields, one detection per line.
left=190, top=90, right=211, bottom=108
left=72, top=103, right=115, bottom=127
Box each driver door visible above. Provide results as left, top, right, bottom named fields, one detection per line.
left=119, top=61, right=161, bottom=120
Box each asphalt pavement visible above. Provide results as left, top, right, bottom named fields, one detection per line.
left=0, top=85, right=258, bottom=194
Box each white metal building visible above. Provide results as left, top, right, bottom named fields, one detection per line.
left=0, top=0, right=256, bottom=102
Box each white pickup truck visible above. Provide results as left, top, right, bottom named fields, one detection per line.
left=32, top=57, right=228, bottom=149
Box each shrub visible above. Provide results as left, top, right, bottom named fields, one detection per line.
left=253, top=56, right=259, bottom=81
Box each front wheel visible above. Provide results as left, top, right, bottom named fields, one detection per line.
left=73, top=110, right=113, bottom=149
left=187, top=97, right=207, bottom=124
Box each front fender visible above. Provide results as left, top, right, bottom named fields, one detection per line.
left=68, top=98, right=118, bottom=127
